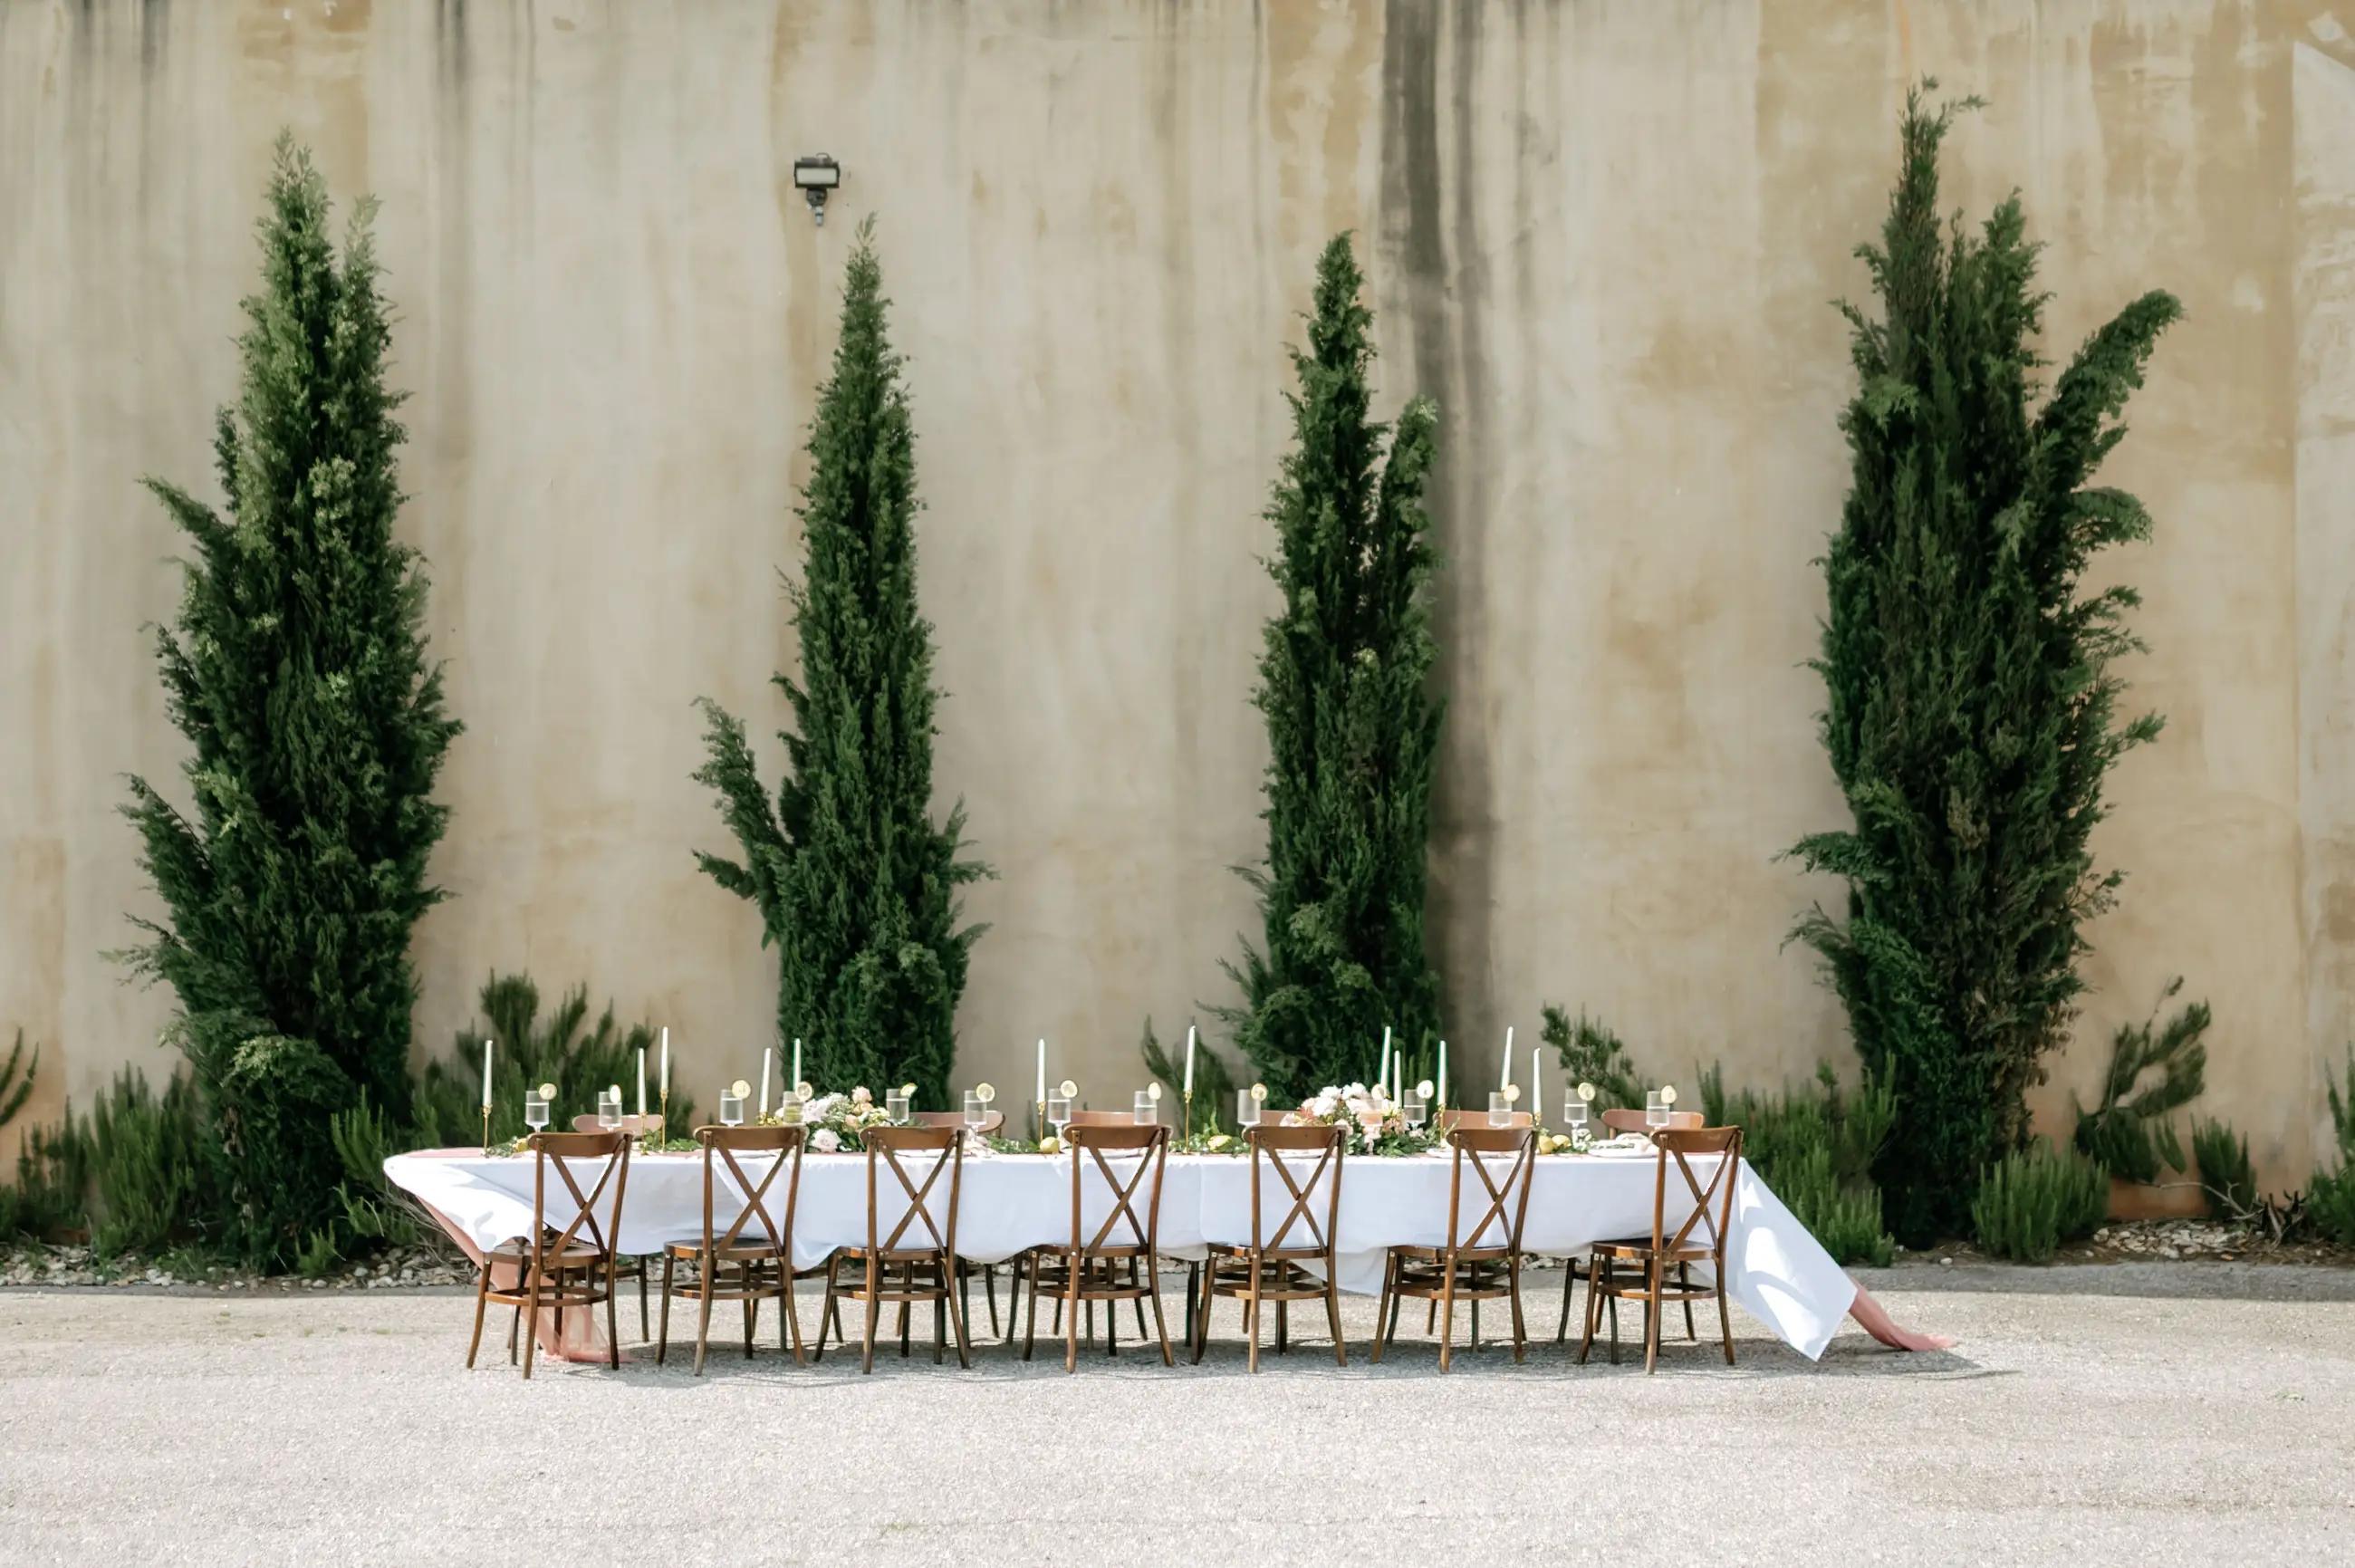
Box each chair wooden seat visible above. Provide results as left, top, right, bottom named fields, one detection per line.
left=1374, top=1126, right=1536, bottom=1371
left=654, top=1123, right=827, bottom=1375
left=1578, top=1124, right=1744, bottom=1373
left=812, top=1124, right=971, bottom=1372
left=1018, top=1122, right=1173, bottom=1371
left=1194, top=1123, right=1347, bottom=1372
left=464, top=1130, right=631, bottom=1380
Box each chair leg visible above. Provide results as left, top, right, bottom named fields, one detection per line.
left=1064, top=1254, right=1082, bottom=1374
left=812, top=1255, right=840, bottom=1362
left=1557, top=1257, right=1575, bottom=1344
left=1508, top=1255, right=1528, bottom=1364
left=1324, top=1275, right=1347, bottom=1367
left=742, top=1262, right=757, bottom=1359
left=521, top=1270, right=543, bottom=1381
left=1371, top=1253, right=1394, bottom=1365
left=934, top=1272, right=947, bottom=1366
left=1191, top=1260, right=1214, bottom=1365
left=1717, top=1271, right=1736, bottom=1366
left=694, top=1250, right=716, bottom=1378
left=1107, top=1263, right=1120, bottom=1357
left=985, top=1264, right=1001, bottom=1338
left=1185, top=1262, right=1198, bottom=1349
left=1132, top=1261, right=1149, bottom=1342
left=604, top=1258, right=620, bottom=1371
left=656, top=1254, right=676, bottom=1366
left=1276, top=1297, right=1287, bottom=1356
left=1470, top=1296, right=1480, bottom=1352
left=638, top=1261, right=649, bottom=1342
left=508, top=1301, right=521, bottom=1364
left=1644, top=1256, right=1665, bottom=1375
left=1576, top=1255, right=1600, bottom=1367
left=1147, top=1250, right=1174, bottom=1367
left=1437, top=1270, right=1456, bottom=1373
left=466, top=1256, right=493, bottom=1370
left=1245, top=1265, right=1264, bottom=1374
left=782, top=1262, right=805, bottom=1366
left=1680, top=1263, right=1697, bottom=1342
left=1023, top=1253, right=1043, bottom=1363
left=860, top=1257, right=880, bottom=1375
left=945, top=1257, right=972, bottom=1370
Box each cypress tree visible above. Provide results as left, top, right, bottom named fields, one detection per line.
left=695, top=224, right=987, bottom=1111
left=1214, top=234, right=1444, bottom=1102
left=1792, top=88, right=2178, bottom=1245
left=123, top=137, right=458, bottom=1264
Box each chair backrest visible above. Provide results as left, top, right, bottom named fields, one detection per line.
left=524, top=1130, right=630, bottom=1263
left=570, top=1112, right=661, bottom=1135
left=1436, top=1108, right=1533, bottom=1131
left=1243, top=1123, right=1344, bottom=1256
left=695, top=1123, right=803, bottom=1256
left=1063, top=1122, right=1168, bottom=1254
left=913, top=1108, right=1005, bottom=1136
left=1065, top=1108, right=1160, bottom=1128
left=1600, top=1108, right=1702, bottom=1134
left=1647, top=1125, right=1744, bottom=1260
left=861, top=1124, right=964, bottom=1255
left=1444, top=1126, right=1536, bottom=1253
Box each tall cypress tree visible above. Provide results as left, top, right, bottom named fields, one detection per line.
left=695, top=224, right=986, bottom=1111
left=123, top=137, right=458, bottom=1264
left=1215, top=234, right=1444, bottom=1102
left=1792, top=88, right=2178, bottom=1245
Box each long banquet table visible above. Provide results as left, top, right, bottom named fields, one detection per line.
left=387, top=1146, right=1928, bottom=1362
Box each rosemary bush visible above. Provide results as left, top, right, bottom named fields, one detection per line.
left=1971, top=1140, right=2108, bottom=1263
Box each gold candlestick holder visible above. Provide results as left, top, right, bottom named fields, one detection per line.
left=1183, top=1088, right=1194, bottom=1143
left=659, top=1089, right=670, bottom=1146
left=480, top=1103, right=492, bottom=1158
left=1036, top=1098, right=1047, bottom=1146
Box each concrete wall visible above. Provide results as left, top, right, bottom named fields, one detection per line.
left=3, top=0, right=2348, bottom=1192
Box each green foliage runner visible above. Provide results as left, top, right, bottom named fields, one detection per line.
left=120, top=137, right=459, bottom=1265
left=1216, top=234, right=1445, bottom=1104
left=695, top=224, right=987, bottom=1111
left=1791, top=88, right=2179, bottom=1245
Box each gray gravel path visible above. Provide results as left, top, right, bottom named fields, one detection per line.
left=3, top=1263, right=2351, bottom=1565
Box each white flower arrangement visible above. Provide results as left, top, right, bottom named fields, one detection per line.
left=1283, top=1082, right=1418, bottom=1153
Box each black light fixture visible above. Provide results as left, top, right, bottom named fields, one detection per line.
left=793, top=154, right=841, bottom=226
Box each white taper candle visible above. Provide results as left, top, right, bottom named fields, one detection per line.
left=636, top=1047, right=647, bottom=1119
left=1183, top=1025, right=1197, bottom=1094
left=481, top=1039, right=493, bottom=1110
left=1501, top=1025, right=1514, bottom=1091
left=659, top=1026, right=670, bottom=1098
left=760, top=1047, right=773, bottom=1117
left=1532, top=1046, right=1542, bottom=1122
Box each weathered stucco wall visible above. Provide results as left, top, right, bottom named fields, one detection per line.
left=4, top=0, right=2349, bottom=1191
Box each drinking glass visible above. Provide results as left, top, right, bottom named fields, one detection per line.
left=1403, top=1091, right=1426, bottom=1130
left=964, top=1091, right=985, bottom=1145
left=718, top=1091, right=744, bottom=1128
left=886, top=1090, right=909, bottom=1125
left=1047, top=1095, right=1072, bottom=1141
left=778, top=1091, right=803, bottom=1126
left=1133, top=1090, right=1157, bottom=1127
left=1488, top=1092, right=1511, bottom=1130
left=597, top=1091, right=621, bottom=1132
left=1236, top=1090, right=1261, bottom=1130
left=524, top=1092, right=551, bottom=1134
left=1645, top=1091, right=1669, bottom=1135
left=1564, top=1100, right=1590, bottom=1150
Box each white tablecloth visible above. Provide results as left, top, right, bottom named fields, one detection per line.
left=384, top=1148, right=1861, bottom=1360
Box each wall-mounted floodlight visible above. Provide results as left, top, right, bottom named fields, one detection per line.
left=793, top=155, right=841, bottom=226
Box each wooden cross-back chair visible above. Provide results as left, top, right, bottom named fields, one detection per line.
left=1556, top=1107, right=1705, bottom=1346
left=1194, top=1123, right=1347, bottom=1373
left=815, top=1125, right=970, bottom=1373
left=1435, top=1109, right=1534, bottom=1131
left=466, top=1130, right=631, bottom=1380
left=1579, top=1124, right=1744, bottom=1372
left=567, top=1112, right=664, bottom=1339
left=907, top=1109, right=1004, bottom=1340
left=1023, top=1107, right=1168, bottom=1347
left=1023, top=1123, right=1173, bottom=1370
left=1376, top=1125, right=1536, bottom=1370
left=653, top=1124, right=815, bottom=1375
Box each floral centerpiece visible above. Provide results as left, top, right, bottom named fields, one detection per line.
left=1282, top=1082, right=1438, bottom=1157
left=764, top=1085, right=894, bottom=1152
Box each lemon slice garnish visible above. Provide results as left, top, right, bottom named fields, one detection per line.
left=729, top=1079, right=751, bottom=1100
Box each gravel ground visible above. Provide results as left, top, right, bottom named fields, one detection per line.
left=3, top=1262, right=2351, bottom=1565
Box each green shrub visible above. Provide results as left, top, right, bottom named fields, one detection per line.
left=413, top=972, right=691, bottom=1145
left=88, top=1070, right=224, bottom=1255
left=2072, top=978, right=2207, bottom=1184
left=0, top=1111, right=91, bottom=1242
left=325, top=1097, right=431, bottom=1250
left=1971, top=1140, right=2108, bottom=1263
left=0, top=1030, right=34, bottom=1130
left=1701, top=1062, right=1897, bottom=1266
left=2312, top=1046, right=2355, bottom=1248
left=1544, top=1007, right=1645, bottom=1111
left=1140, top=1016, right=1241, bottom=1135
left=2188, top=1117, right=2256, bottom=1223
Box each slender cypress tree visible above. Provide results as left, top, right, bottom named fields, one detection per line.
left=695, top=224, right=986, bottom=1111
left=123, top=136, right=458, bottom=1264
left=1792, top=87, right=2178, bottom=1245
left=1214, top=234, right=1444, bottom=1102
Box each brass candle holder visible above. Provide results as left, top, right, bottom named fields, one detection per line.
left=480, top=1102, right=492, bottom=1158
left=1183, top=1087, right=1194, bottom=1143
